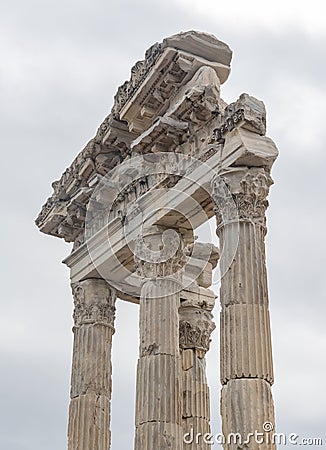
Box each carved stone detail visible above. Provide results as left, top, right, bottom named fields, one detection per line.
left=211, top=168, right=272, bottom=229
left=134, top=227, right=186, bottom=279
left=179, top=264, right=217, bottom=450
left=68, top=279, right=116, bottom=450
left=210, top=93, right=266, bottom=143
left=134, top=226, right=185, bottom=450
left=235, top=171, right=271, bottom=223
left=72, top=280, right=116, bottom=329
left=35, top=32, right=232, bottom=242
left=211, top=175, right=237, bottom=226
left=111, top=42, right=164, bottom=119
left=179, top=313, right=215, bottom=354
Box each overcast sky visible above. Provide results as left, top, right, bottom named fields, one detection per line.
left=1, top=0, right=325, bottom=449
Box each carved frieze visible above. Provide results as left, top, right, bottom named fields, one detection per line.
left=117, top=34, right=231, bottom=134
left=36, top=32, right=232, bottom=242
left=111, top=43, right=164, bottom=120
left=131, top=66, right=224, bottom=156
left=36, top=31, right=276, bottom=269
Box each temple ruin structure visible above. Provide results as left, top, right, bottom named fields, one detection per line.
left=36, top=31, right=279, bottom=450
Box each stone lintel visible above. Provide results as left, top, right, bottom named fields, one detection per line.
left=63, top=139, right=276, bottom=288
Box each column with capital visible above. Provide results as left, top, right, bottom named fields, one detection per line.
left=134, top=226, right=184, bottom=450
left=179, top=292, right=216, bottom=449
left=211, top=167, right=277, bottom=450
left=67, top=279, right=116, bottom=450
left=179, top=244, right=219, bottom=450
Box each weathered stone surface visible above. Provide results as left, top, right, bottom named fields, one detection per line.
left=211, top=93, right=267, bottom=141
left=70, top=323, right=114, bottom=398
left=218, top=222, right=269, bottom=306
left=220, top=304, right=274, bottom=384
left=182, top=417, right=211, bottom=450
left=68, top=279, right=116, bottom=450
left=134, top=421, right=183, bottom=450
left=68, top=393, right=111, bottom=450
left=119, top=33, right=231, bottom=134
left=134, top=227, right=184, bottom=450
left=221, top=379, right=276, bottom=450
left=179, top=259, right=217, bottom=450
left=180, top=287, right=215, bottom=312
left=139, top=286, right=180, bottom=357
left=220, top=127, right=278, bottom=169
left=182, top=355, right=210, bottom=420
left=212, top=164, right=277, bottom=450
left=164, top=31, right=232, bottom=69
left=136, top=354, right=182, bottom=424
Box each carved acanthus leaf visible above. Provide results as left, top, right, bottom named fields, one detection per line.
left=211, top=176, right=238, bottom=225
left=179, top=308, right=215, bottom=354
left=234, top=171, right=271, bottom=224
left=71, top=282, right=116, bottom=328
left=211, top=170, right=272, bottom=228
left=134, top=229, right=186, bottom=279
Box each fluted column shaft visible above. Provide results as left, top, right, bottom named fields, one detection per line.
left=179, top=287, right=216, bottom=450
left=134, top=227, right=184, bottom=450
left=212, top=167, right=276, bottom=450
left=219, top=221, right=274, bottom=384
left=68, top=278, right=116, bottom=450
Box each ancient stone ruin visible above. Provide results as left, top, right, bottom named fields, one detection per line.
left=36, top=31, right=279, bottom=450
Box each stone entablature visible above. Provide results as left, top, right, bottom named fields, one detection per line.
left=35, top=31, right=276, bottom=252
left=36, top=32, right=231, bottom=242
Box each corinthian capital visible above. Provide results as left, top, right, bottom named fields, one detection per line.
left=235, top=170, right=271, bottom=224
left=71, top=279, right=116, bottom=328
left=134, top=226, right=186, bottom=279
left=179, top=305, right=215, bottom=356
left=211, top=168, right=273, bottom=229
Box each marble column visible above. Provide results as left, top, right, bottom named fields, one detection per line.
left=68, top=278, right=116, bottom=450
left=134, top=226, right=184, bottom=450
left=211, top=167, right=276, bottom=450
left=179, top=288, right=216, bottom=450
